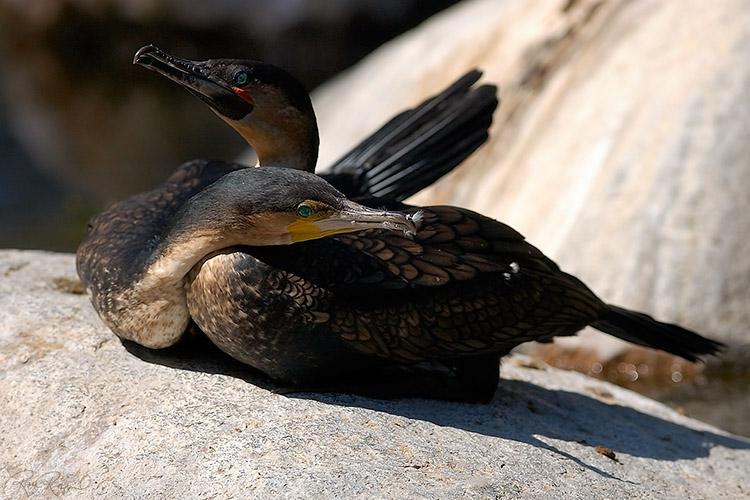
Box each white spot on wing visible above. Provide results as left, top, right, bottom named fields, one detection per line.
left=503, top=262, right=520, bottom=281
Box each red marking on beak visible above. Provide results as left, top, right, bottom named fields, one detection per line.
left=233, top=87, right=255, bottom=106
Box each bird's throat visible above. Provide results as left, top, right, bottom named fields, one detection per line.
left=217, top=111, right=318, bottom=172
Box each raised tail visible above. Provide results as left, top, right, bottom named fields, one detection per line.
left=591, top=305, right=723, bottom=362
left=322, top=70, right=498, bottom=201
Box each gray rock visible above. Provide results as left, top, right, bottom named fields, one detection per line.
left=313, top=0, right=750, bottom=357
left=1, top=249, right=748, bottom=499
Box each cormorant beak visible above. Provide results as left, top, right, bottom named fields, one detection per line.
left=287, top=200, right=420, bottom=243
left=134, top=45, right=253, bottom=120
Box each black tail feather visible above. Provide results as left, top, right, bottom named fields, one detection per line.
left=591, top=305, right=723, bottom=362
left=323, top=70, right=498, bottom=202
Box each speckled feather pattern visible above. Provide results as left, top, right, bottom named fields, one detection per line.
left=190, top=205, right=606, bottom=379
left=187, top=251, right=381, bottom=382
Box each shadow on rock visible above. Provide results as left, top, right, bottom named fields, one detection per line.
left=121, top=327, right=749, bottom=473
left=303, top=380, right=749, bottom=463
left=120, top=323, right=284, bottom=393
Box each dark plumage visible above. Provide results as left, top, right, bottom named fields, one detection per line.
left=77, top=166, right=418, bottom=349
left=79, top=46, right=498, bottom=370
left=188, top=204, right=721, bottom=400
left=133, top=44, right=498, bottom=197
left=77, top=47, right=721, bottom=403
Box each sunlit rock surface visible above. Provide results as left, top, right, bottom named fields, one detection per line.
left=1, top=250, right=748, bottom=499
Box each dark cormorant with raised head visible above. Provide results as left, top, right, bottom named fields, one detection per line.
left=132, top=44, right=499, bottom=201
left=78, top=47, right=721, bottom=402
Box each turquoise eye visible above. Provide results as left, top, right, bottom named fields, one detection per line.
left=234, top=71, right=249, bottom=86
left=297, top=204, right=313, bottom=218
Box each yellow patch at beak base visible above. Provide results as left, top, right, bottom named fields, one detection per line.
left=287, top=219, right=362, bottom=243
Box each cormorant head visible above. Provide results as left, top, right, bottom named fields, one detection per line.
left=134, top=45, right=319, bottom=172
left=174, top=167, right=419, bottom=251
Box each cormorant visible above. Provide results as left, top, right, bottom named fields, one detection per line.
left=187, top=201, right=722, bottom=401
left=79, top=161, right=722, bottom=401
left=132, top=44, right=498, bottom=202
left=78, top=47, right=721, bottom=402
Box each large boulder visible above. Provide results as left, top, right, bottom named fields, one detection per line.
left=1, top=249, right=748, bottom=499
left=313, top=0, right=750, bottom=363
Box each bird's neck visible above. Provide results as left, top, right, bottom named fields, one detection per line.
left=220, top=111, right=319, bottom=171
left=147, top=209, right=297, bottom=287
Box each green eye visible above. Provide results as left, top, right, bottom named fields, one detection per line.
left=297, top=204, right=313, bottom=218
left=233, top=71, right=249, bottom=87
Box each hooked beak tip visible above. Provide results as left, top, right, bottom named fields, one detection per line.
left=375, top=210, right=421, bottom=237
left=338, top=200, right=420, bottom=236
left=133, top=44, right=157, bottom=65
